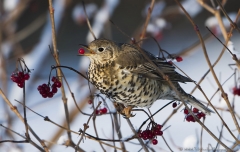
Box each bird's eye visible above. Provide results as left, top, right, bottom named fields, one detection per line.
left=98, top=47, right=104, bottom=52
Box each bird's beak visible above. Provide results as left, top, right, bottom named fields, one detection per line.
left=78, top=44, right=95, bottom=56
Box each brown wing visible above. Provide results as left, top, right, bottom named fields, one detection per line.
left=115, top=43, right=193, bottom=83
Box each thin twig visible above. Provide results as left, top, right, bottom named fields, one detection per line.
left=139, top=0, right=155, bottom=43
left=113, top=113, right=126, bottom=151
left=206, top=26, right=240, bottom=69
left=92, top=102, right=106, bottom=152
left=214, top=124, right=224, bottom=152
left=173, top=1, right=234, bottom=150
left=0, top=89, right=49, bottom=151
left=76, top=102, right=102, bottom=149
left=47, top=90, right=96, bottom=149
left=162, top=135, right=173, bottom=152
left=176, top=1, right=240, bottom=141
left=50, top=65, right=91, bottom=116
left=0, top=124, right=44, bottom=151
left=82, top=1, right=96, bottom=40
left=48, top=0, right=73, bottom=143
left=197, top=0, right=215, bottom=14
left=16, top=100, right=122, bottom=150
left=18, top=60, right=30, bottom=141
left=126, top=119, right=149, bottom=152
left=215, top=0, right=240, bottom=33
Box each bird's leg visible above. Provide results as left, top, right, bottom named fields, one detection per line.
left=122, top=105, right=135, bottom=118
left=113, top=102, right=135, bottom=118
left=113, top=102, right=125, bottom=115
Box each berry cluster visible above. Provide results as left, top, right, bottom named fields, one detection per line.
left=184, top=108, right=206, bottom=122
left=232, top=87, right=240, bottom=96
left=11, top=71, right=30, bottom=88
left=138, top=124, right=163, bottom=145
left=87, top=96, right=108, bottom=115
left=95, top=107, right=108, bottom=115
left=37, top=76, right=61, bottom=98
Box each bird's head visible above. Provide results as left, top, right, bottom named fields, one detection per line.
left=79, top=39, right=120, bottom=63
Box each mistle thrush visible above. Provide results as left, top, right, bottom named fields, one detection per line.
left=79, top=39, right=213, bottom=117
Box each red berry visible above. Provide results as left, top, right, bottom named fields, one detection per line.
left=200, top=112, right=205, bottom=118
left=24, top=73, right=30, bottom=80
left=48, top=92, right=54, bottom=98
left=186, top=115, right=194, bottom=122
left=99, top=109, right=104, bottom=114
left=148, top=132, right=154, bottom=139
left=142, top=130, right=148, bottom=139
left=156, top=124, right=162, bottom=130
left=39, top=90, right=45, bottom=95
left=155, top=130, right=163, bottom=136
left=193, top=108, right=199, bottom=113
left=142, top=130, right=147, bottom=135
left=172, top=102, right=177, bottom=108
left=37, top=85, right=43, bottom=91
left=142, top=135, right=148, bottom=140
left=152, top=139, right=158, bottom=145
left=99, top=108, right=107, bottom=114
left=51, top=86, right=58, bottom=93
left=233, top=87, right=237, bottom=95
left=233, top=87, right=240, bottom=96
left=15, top=77, right=21, bottom=84
left=184, top=109, right=189, bottom=114
left=18, top=71, right=24, bottom=78
left=190, top=115, right=194, bottom=121
left=101, top=107, right=107, bottom=114
left=51, top=76, right=57, bottom=82
left=78, top=48, right=85, bottom=54
left=186, top=116, right=191, bottom=122
left=42, top=93, right=47, bottom=98
left=17, top=83, right=24, bottom=88
left=52, top=84, right=57, bottom=93
left=176, top=56, right=183, bottom=62
left=197, top=113, right=202, bottom=119
left=44, top=86, right=50, bottom=93
left=42, top=84, right=48, bottom=88
left=18, top=77, right=24, bottom=84
left=168, top=61, right=173, bottom=65
left=88, top=100, right=93, bottom=104
left=11, top=74, right=18, bottom=82
left=55, top=81, right=62, bottom=88
left=95, top=110, right=99, bottom=115
left=12, top=77, right=18, bottom=83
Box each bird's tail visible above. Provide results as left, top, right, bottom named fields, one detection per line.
left=181, top=94, right=214, bottom=115
left=174, top=83, right=214, bottom=115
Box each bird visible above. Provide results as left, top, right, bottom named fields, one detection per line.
left=79, top=39, right=213, bottom=117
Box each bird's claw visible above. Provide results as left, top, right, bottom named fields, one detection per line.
left=123, top=113, right=136, bottom=119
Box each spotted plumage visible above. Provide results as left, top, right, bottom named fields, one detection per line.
left=79, top=39, right=213, bottom=115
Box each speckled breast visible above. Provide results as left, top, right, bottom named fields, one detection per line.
left=88, top=61, right=163, bottom=107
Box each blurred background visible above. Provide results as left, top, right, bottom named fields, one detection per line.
left=0, top=0, right=240, bottom=151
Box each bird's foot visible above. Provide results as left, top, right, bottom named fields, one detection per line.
left=122, top=106, right=135, bottom=118
left=113, top=103, right=135, bottom=118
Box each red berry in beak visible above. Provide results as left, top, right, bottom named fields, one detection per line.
left=78, top=48, right=85, bottom=54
